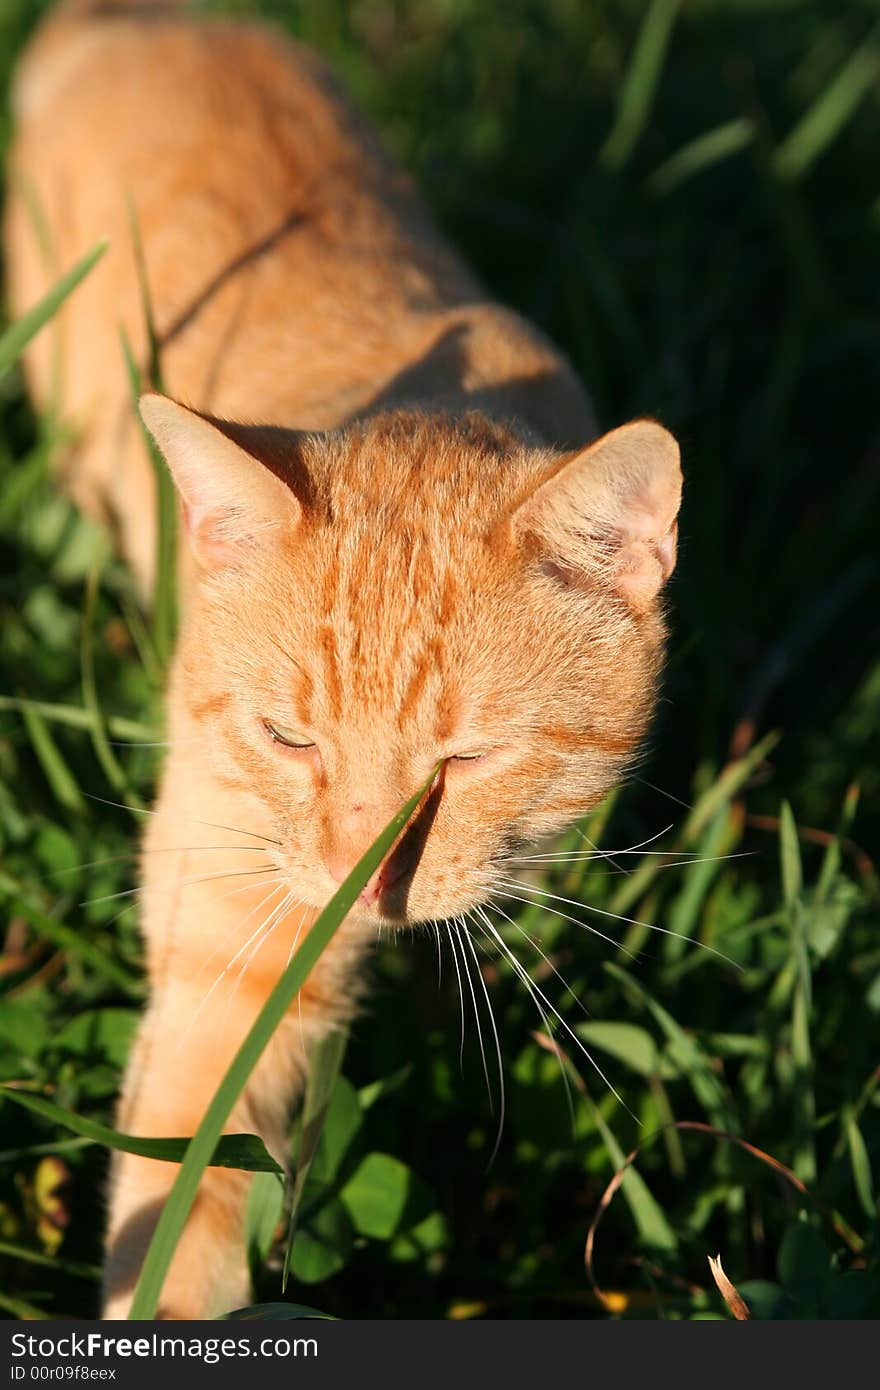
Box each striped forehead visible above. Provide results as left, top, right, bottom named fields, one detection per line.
left=293, top=523, right=465, bottom=735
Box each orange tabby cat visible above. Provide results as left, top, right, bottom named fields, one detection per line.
left=6, top=0, right=681, bottom=1319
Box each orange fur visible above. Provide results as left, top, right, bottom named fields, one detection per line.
left=6, top=0, right=682, bottom=1319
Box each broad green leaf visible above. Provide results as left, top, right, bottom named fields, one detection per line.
left=341, top=1152, right=411, bottom=1240
left=604, top=963, right=735, bottom=1129
left=574, top=1021, right=660, bottom=1078
left=51, top=1009, right=138, bottom=1069
left=389, top=1209, right=449, bottom=1264
left=288, top=1198, right=352, bottom=1284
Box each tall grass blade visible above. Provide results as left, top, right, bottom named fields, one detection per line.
left=18, top=703, right=86, bottom=815
left=282, top=1026, right=349, bottom=1291
left=81, top=560, right=143, bottom=806
left=600, top=0, right=681, bottom=170
left=127, top=767, right=438, bottom=1319
left=0, top=238, right=108, bottom=382
left=120, top=329, right=178, bottom=669
left=648, top=117, right=754, bottom=195
left=773, top=25, right=880, bottom=182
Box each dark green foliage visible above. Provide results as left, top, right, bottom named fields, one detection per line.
left=0, top=0, right=878, bottom=1320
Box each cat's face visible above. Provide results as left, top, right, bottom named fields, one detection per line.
left=145, top=400, right=681, bottom=927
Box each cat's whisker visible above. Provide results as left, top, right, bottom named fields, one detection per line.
left=50, top=843, right=271, bottom=880
left=632, top=776, right=695, bottom=813
left=453, top=918, right=494, bottom=1120
left=227, top=890, right=302, bottom=1009
left=483, top=897, right=591, bottom=1020
left=574, top=827, right=629, bottom=877
left=507, top=851, right=752, bottom=872
left=432, top=921, right=443, bottom=989
left=462, top=911, right=506, bottom=1163
left=180, top=876, right=289, bottom=986
left=284, top=904, right=312, bottom=1052
left=510, top=824, right=676, bottom=865
left=470, top=903, right=575, bottom=1128
left=79, top=863, right=278, bottom=908
left=492, top=876, right=741, bottom=970
left=175, top=883, right=289, bottom=1051
left=488, top=881, right=639, bottom=961
left=82, top=791, right=282, bottom=846
left=473, top=905, right=634, bottom=1120
left=106, top=738, right=205, bottom=749
left=444, top=922, right=467, bottom=1069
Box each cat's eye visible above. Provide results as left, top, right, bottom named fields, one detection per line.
left=263, top=719, right=315, bottom=750
left=450, top=751, right=485, bottom=762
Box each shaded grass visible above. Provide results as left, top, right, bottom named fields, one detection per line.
left=0, top=0, right=878, bottom=1320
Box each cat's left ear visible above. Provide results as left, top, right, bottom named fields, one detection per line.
left=139, top=394, right=309, bottom=570
left=512, top=419, right=682, bottom=609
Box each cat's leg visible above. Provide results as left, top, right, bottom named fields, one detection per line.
left=102, top=987, right=305, bottom=1320
left=102, top=904, right=367, bottom=1320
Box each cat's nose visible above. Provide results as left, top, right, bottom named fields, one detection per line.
left=325, top=850, right=383, bottom=906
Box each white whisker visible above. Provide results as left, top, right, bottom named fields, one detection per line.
left=445, top=922, right=467, bottom=1068
left=474, top=906, right=633, bottom=1118
left=462, top=911, right=506, bottom=1163
left=453, top=918, right=493, bottom=1119
left=471, top=903, right=575, bottom=1128
left=493, top=877, right=740, bottom=969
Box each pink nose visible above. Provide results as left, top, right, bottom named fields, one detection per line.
left=325, top=851, right=382, bottom=906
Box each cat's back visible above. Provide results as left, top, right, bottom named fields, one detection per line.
left=6, top=1, right=594, bottom=590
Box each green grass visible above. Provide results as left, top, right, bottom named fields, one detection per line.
left=1, top=0, right=878, bottom=1320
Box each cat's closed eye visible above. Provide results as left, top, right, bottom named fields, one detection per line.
left=262, top=718, right=315, bottom=749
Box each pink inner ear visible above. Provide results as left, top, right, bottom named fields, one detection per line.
left=616, top=519, right=678, bottom=607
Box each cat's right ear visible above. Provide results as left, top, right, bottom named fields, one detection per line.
left=139, top=394, right=307, bottom=570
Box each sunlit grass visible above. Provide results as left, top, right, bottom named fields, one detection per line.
left=0, top=0, right=877, bottom=1321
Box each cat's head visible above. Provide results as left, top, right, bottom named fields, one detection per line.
left=142, top=396, right=681, bottom=926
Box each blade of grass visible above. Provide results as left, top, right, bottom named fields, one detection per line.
left=600, top=0, right=681, bottom=170
left=780, top=803, right=816, bottom=1185
left=533, top=1032, right=676, bottom=1253
left=18, top=702, right=86, bottom=816
left=648, top=117, right=755, bottom=196
left=81, top=559, right=143, bottom=806
left=120, top=329, right=177, bottom=667
left=0, top=238, right=108, bottom=381
left=844, top=1110, right=876, bottom=1219
left=611, top=731, right=779, bottom=916
left=773, top=24, right=880, bottom=182
left=282, top=1026, right=349, bottom=1291
left=0, top=876, right=141, bottom=992
left=0, top=1238, right=100, bottom=1282
left=0, top=695, right=155, bottom=743
left=127, top=766, right=438, bottom=1319
left=0, top=1087, right=282, bottom=1174
left=605, top=961, right=736, bottom=1130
